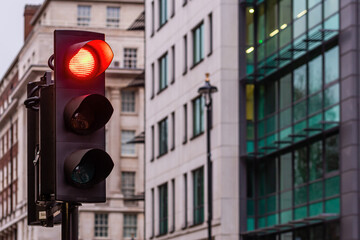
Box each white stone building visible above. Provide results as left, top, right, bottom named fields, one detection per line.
left=145, top=0, right=239, bottom=239
left=0, top=0, right=145, bottom=239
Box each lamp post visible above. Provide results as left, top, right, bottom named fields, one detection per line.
left=198, top=73, right=218, bottom=240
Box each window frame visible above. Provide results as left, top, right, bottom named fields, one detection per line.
left=158, top=117, right=168, bottom=157
left=94, top=213, right=109, bottom=238
left=193, top=167, right=204, bottom=225
left=123, top=214, right=137, bottom=238
left=159, top=183, right=168, bottom=235
left=77, top=5, right=91, bottom=26
left=106, top=6, right=120, bottom=28
left=192, top=96, right=205, bottom=138
left=192, top=22, right=205, bottom=67
left=123, top=48, right=137, bottom=69
left=158, top=53, right=168, bottom=93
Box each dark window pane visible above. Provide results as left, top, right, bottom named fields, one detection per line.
left=309, top=55, right=322, bottom=94
left=258, top=85, right=265, bottom=120
left=309, top=92, right=323, bottom=115
left=309, top=181, right=323, bottom=201
left=294, top=100, right=307, bottom=122
left=265, top=81, right=277, bottom=115
left=326, top=221, right=340, bottom=240
left=294, top=146, right=307, bottom=185
left=325, top=46, right=339, bottom=84
left=310, top=225, right=323, bottom=240
left=280, top=191, right=292, bottom=210
left=309, top=141, right=322, bottom=181
left=246, top=8, right=254, bottom=46
left=280, top=153, right=292, bottom=190
left=294, top=186, right=307, bottom=206
left=280, top=74, right=292, bottom=109
left=280, top=108, right=292, bottom=129
left=293, top=65, right=307, bottom=101
left=325, top=175, right=340, bottom=197
left=325, top=135, right=339, bottom=172
left=257, top=3, right=265, bottom=44
left=325, top=83, right=339, bottom=107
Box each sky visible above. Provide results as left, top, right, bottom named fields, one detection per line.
left=0, top=0, right=44, bottom=79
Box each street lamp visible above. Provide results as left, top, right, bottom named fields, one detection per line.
left=198, top=73, right=217, bottom=240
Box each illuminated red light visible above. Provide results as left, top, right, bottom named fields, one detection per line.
left=69, top=48, right=96, bottom=80
left=67, top=40, right=114, bottom=80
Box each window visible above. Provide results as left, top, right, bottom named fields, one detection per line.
left=171, top=0, right=175, bottom=17
left=183, top=173, right=188, bottom=227
left=121, top=91, right=135, bottom=112
left=159, top=183, right=168, bottom=235
left=158, top=118, right=168, bottom=156
left=208, top=13, right=213, bottom=55
left=245, top=0, right=339, bottom=80
left=124, top=48, right=137, bottom=69
left=151, top=188, right=155, bottom=237
left=193, top=167, right=204, bottom=225
left=151, top=63, right=155, bottom=98
left=183, top=35, right=188, bottom=74
left=159, top=53, right=168, bottom=91
left=123, top=214, right=137, bottom=238
left=121, top=130, right=135, bottom=155
left=106, top=7, right=120, bottom=27
left=159, top=0, right=168, bottom=27
left=151, top=125, right=155, bottom=161
left=94, top=213, right=108, bottom=237
left=246, top=134, right=340, bottom=230
left=77, top=5, right=91, bottom=26
left=121, top=172, right=135, bottom=197
left=192, top=96, right=204, bottom=137
left=183, top=104, right=188, bottom=143
left=171, top=45, right=175, bottom=84
left=248, top=46, right=340, bottom=155
left=192, top=23, right=204, bottom=66
left=171, top=179, right=175, bottom=231
left=151, top=1, right=155, bottom=35
left=171, top=112, right=175, bottom=150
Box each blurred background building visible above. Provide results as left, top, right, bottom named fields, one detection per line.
left=145, top=0, right=239, bottom=239
left=0, top=0, right=144, bottom=239
left=145, top=0, right=346, bottom=239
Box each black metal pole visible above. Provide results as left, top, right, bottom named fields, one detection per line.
left=207, top=95, right=213, bottom=240
left=62, top=202, right=79, bottom=240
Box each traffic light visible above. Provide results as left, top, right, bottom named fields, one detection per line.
left=51, top=30, right=114, bottom=202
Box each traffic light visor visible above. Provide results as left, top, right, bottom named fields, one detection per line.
left=64, top=94, right=114, bottom=135
left=68, top=40, right=113, bottom=80
left=64, top=149, right=114, bottom=188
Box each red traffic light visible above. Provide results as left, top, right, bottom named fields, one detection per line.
left=67, top=40, right=114, bottom=81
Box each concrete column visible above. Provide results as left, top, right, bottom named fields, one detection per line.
left=108, top=88, right=121, bottom=194
left=339, top=1, right=360, bottom=240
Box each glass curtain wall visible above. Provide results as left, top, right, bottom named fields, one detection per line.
left=245, top=0, right=339, bottom=80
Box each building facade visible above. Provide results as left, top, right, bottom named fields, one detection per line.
left=0, top=0, right=145, bottom=239
left=145, top=0, right=239, bottom=239
left=241, top=0, right=347, bottom=239
left=145, top=0, right=356, bottom=239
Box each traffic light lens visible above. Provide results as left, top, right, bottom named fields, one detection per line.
left=71, top=161, right=95, bottom=185
left=69, top=48, right=96, bottom=80
left=71, top=111, right=94, bottom=132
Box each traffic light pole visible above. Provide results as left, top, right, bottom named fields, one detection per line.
left=62, top=202, right=80, bottom=240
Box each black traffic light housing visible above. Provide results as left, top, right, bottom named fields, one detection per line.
left=53, top=30, right=114, bottom=202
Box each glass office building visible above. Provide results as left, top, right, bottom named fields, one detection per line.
left=241, top=0, right=343, bottom=239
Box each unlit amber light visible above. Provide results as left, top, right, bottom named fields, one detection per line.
left=69, top=48, right=96, bottom=80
